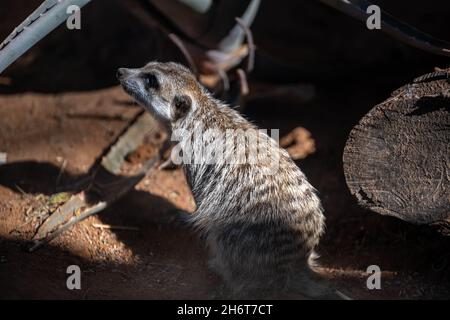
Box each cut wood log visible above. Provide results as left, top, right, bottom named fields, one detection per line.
left=343, top=69, right=450, bottom=228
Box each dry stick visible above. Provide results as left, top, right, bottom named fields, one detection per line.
left=342, top=71, right=450, bottom=226
left=168, top=33, right=199, bottom=78
left=236, top=68, right=249, bottom=96
left=29, top=113, right=162, bottom=252
left=235, top=17, right=255, bottom=73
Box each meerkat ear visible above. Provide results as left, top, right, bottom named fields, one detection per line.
left=172, top=94, right=192, bottom=120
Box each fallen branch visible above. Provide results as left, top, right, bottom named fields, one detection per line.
left=280, top=127, right=316, bottom=160
left=0, top=0, right=92, bottom=73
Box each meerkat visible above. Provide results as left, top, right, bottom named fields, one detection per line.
left=117, top=62, right=348, bottom=299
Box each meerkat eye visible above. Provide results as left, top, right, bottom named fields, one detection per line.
left=143, top=73, right=159, bottom=89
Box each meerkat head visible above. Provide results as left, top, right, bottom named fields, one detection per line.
left=117, top=62, right=200, bottom=122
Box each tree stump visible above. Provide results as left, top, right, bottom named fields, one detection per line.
left=343, top=69, right=449, bottom=227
